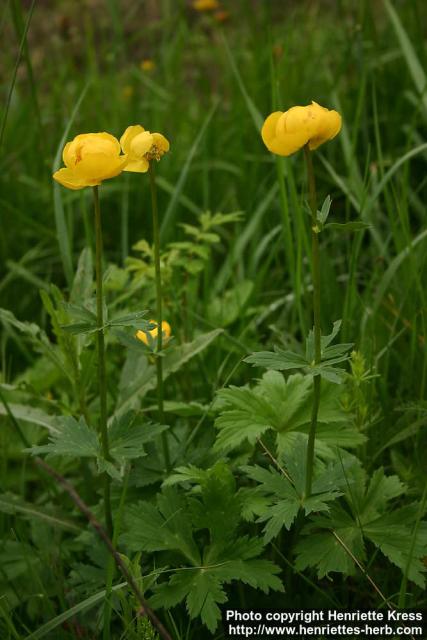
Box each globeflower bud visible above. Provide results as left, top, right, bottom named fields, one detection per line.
left=53, top=132, right=128, bottom=190
left=261, top=101, right=342, bottom=157
left=136, top=320, right=172, bottom=347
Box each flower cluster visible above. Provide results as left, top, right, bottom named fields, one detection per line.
left=53, top=125, right=170, bottom=190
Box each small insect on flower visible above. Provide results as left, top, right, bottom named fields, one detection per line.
left=136, top=320, right=172, bottom=347
left=192, top=0, right=220, bottom=11
left=120, top=125, right=170, bottom=173
left=53, top=132, right=128, bottom=189
left=261, top=101, right=342, bottom=157
left=140, top=59, right=155, bottom=72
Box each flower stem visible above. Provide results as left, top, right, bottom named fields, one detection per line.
left=148, top=165, right=171, bottom=472
left=93, top=186, right=113, bottom=538
left=303, top=145, right=322, bottom=499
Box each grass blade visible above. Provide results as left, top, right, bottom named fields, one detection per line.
left=0, top=0, right=36, bottom=149
left=383, top=0, right=427, bottom=113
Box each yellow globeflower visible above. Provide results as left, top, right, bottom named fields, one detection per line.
left=261, top=101, right=342, bottom=157
left=53, top=132, right=128, bottom=190
left=120, top=125, right=170, bottom=173
left=193, top=0, right=219, bottom=10
left=136, top=320, right=172, bottom=346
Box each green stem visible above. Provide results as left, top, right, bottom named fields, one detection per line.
left=148, top=165, right=171, bottom=472
left=103, top=467, right=130, bottom=640
left=93, top=186, right=113, bottom=538
left=303, top=145, right=322, bottom=498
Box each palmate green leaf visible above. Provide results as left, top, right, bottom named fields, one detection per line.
left=123, top=465, right=283, bottom=632
left=163, top=464, right=212, bottom=487
left=107, top=310, right=151, bottom=330
left=60, top=301, right=98, bottom=335
left=108, top=411, right=168, bottom=461
left=186, top=572, right=227, bottom=632
left=27, top=411, right=158, bottom=469
left=189, top=463, right=240, bottom=545
left=214, top=386, right=276, bottom=451
left=243, top=437, right=346, bottom=541
left=295, top=467, right=427, bottom=586
left=306, top=320, right=353, bottom=368
left=122, top=488, right=201, bottom=565
left=309, top=363, right=348, bottom=384
left=0, top=540, right=41, bottom=582
left=28, top=416, right=98, bottom=457
left=364, top=509, right=427, bottom=587
left=215, top=371, right=362, bottom=456
left=295, top=526, right=364, bottom=577
left=150, top=570, right=227, bottom=633
left=246, top=321, right=352, bottom=383
left=244, top=348, right=307, bottom=371
left=150, top=535, right=283, bottom=632
left=149, top=537, right=282, bottom=634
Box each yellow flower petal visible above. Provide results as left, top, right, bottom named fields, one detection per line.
left=123, top=158, right=150, bottom=173
left=120, top=125, right=170, bottom=164
left=54, top=132, right=126, bottom=190
left=261, top=111, right=309, bottom=156
left=63, top=133, right=120, bottom=167
left=120, top=125, right=146, bottom=155
left=308, top=108, right=342, bottom=150
left=261, top=102, right=342, bottom=156
left=261, top=111, right=282, bottom=148
left=73, top=153, right=128, bottom=182
left=130, top=131, right=154, bottom=158
left=53, top=167, right=94, bottom=190
left=152, top=132, right=170, bottom=154
left=136, top=320, right=172, bottom=345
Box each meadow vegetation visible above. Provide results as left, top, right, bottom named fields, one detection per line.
left=0, top=1, right=427, bottom=638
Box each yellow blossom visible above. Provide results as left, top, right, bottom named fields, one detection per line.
left=261, top=101, right=342, bottom=157
left=193, top=0, right=219, bottom=11
left=140, top=59, right=155, bottom=72
left=53, top=132, right=128, bottom=190
left=136, top=320, right=172, bottom=346
left=120, top=125, right=170, bottom=173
